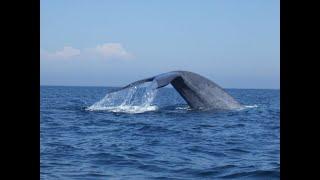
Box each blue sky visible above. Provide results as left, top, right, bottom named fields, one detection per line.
left=41, top=0, right=279, bottom=89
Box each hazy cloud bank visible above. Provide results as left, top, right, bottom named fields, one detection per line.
left=41, top=43, right=133, bottom=60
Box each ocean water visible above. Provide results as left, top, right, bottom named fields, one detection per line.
left=40, top=85, right=280, bottom=179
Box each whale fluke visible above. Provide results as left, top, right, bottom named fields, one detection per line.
left=112, top=71, right=243, bottom=110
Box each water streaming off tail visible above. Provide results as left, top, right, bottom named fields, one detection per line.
left=86, top=81, right=159, bottom=113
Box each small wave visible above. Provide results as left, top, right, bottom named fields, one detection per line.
left=219, top=169, right=279, bottom=179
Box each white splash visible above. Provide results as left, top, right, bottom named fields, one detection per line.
left=175, top=106, right=191, bottom=110
left=86, top=81, right=159, bottom=114
left=233, top=104, right=258, bottom=111
left=244, top=105, right=258, bottom=108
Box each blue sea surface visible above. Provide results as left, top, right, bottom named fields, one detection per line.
left=40, top=86, right=280, bottom=179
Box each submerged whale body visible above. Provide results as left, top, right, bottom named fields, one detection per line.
left=113, top=71, right=243, bottom=110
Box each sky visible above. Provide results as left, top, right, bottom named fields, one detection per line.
left=40, top=0, right=279, bottom=89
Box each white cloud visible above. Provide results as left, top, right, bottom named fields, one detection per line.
left=41, top=46, right=80, bottom=59
left=89, top=43, right=133, bottom=60
left=41, top=43, right=133, bottom=61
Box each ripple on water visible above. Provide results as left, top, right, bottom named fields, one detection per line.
left=41, top=87, right=279, bottom=179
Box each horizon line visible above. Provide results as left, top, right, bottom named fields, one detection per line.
left=40, top=84, right=280, bottom=90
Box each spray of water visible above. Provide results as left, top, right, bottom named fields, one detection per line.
left=86, top=81, right=159, bottom=113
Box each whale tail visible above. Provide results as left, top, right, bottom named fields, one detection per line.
left=110, top=71, right=242, bottom=110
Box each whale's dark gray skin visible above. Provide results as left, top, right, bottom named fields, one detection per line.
left=113, top=71, right=243, bottom=110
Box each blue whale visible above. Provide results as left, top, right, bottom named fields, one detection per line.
left=113, top=71, right=243, bottom=110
